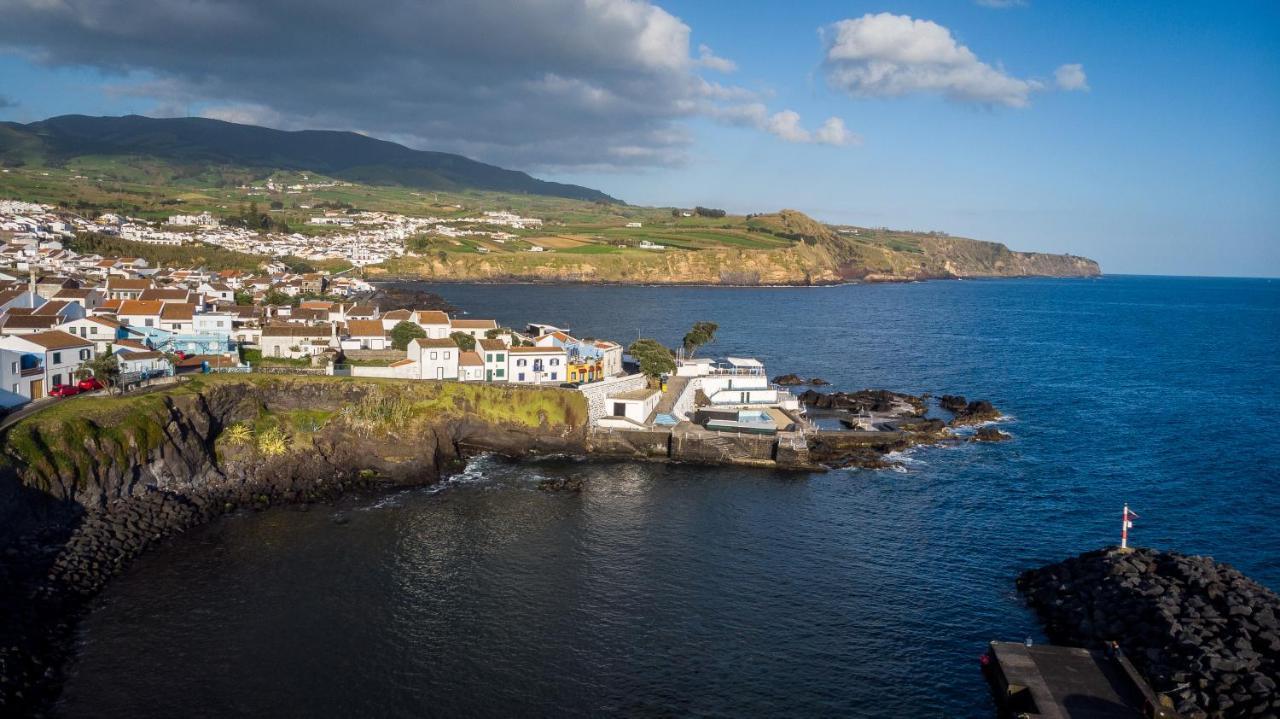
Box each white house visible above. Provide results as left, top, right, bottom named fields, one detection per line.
left=458, top=351, right=485, bottom=381
left=409, top=338, right=459, bottom=380
left=601, top=387, right=660, bottom=425
left=478, top=338, right=508, bottom=382
left=506, top=346, right=568, bottom=384
left=0, top=330, right=95, bottom=398
left=192, top=311, right=234, bottom=337
left=449, top=317, right=498, bottom=340
left=114, top=348, right=173, bottom=377
left=415, top=310, right=452, bottom=339
left=260, top=325, right=336, bottom=359
left=0, top=347, right=42, bottom=407
left=55, top=316, right=128, bottom=354
left=344, top=319, right=390, bottom=350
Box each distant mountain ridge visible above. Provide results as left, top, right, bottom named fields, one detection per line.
left=0, top=114, right=618, bottom=203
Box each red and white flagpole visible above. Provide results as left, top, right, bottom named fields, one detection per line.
left=1120, top=504, right=1138, bottom=549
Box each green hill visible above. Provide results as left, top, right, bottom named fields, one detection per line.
left=0, top=114, right=617, bottom=203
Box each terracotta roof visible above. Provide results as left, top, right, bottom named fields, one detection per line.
left=458, top=351, right=484, bottom=367
left=345, top=319, right=386, bottom=337
left=508, top=345, right=567, bottom=354
left=416, top=310, right=449, bottom=325
left=0, top=290, right=25, bottom=307
left=53, top=288, right=94, bottom=299
left=113, top=339, right=151, bottom=351
left=20, top=330, right=93, bottom=350
left=382, top=309, right=412, bottom=319
left=1, top=314, right=60, bottom=329
left=118, top=300, right=165, bottom=316
left=160, top=303, right=196, bottom=321
left=451, top=318, right=497, bottom=329
left=138, top=288, right=191, bottom=302
left=478, top=339, right=507, bottom=352
left=33, top=300, right=71, bottom=316
left=414, top=337, right=458, bottom=349
left=120, top=350, right=164, bottom=360
left=107, top=278, right=152, bottom=291
left=300, top=300, right=334, bottom=310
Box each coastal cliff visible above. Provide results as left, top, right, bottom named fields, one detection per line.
left=0, top=376, right=588, bottom=715
left=372, top=209, right=1101, bottom=285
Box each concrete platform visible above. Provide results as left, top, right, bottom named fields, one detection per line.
left=983, top=641, right=1181, bottom=719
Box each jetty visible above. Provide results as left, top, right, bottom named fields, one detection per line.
left=983, top=641, right=1181, bottom=718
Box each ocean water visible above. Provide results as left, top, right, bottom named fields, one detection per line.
left=56, top=276, right=1280, bottom=717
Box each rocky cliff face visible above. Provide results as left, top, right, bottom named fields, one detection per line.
left=376, top=236, right=1099, bottom=286
left=0, top=376, right=588, bottom=715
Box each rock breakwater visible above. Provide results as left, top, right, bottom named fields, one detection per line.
left=1018, top=548, right=1280, bottom=719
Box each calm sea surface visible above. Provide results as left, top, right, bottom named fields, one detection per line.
left=57, top=276, right=1280, bottom=717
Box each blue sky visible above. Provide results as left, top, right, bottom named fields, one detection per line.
left=1, top=0, right=1277, bottom=276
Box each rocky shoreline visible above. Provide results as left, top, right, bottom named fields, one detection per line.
left=0, top=377, right=587, bottom=716
left=1019, top=548, right=1280, bottom=718
left=0, top=376, right=1010, bottom=715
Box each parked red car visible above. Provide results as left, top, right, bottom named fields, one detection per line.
left=77, top=377, right=104, bottom=392
left=48, top=384, right=82, bottom=398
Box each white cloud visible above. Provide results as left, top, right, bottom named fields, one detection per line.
left=822, top=12, right=1042, bottom=107
left=696, top=44, right=737, bottom=73
left=1054, top=63, right=1089, bottom=91
left=715, top=104, right=858, bottom=146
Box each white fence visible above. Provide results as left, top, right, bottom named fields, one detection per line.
left=577, top=374, right=650, bottom=422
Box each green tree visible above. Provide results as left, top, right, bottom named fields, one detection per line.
left=78, top=352, right=121, bottom=393
left=233, top=290, right=255, bottom=306
left=390, top=321, right=426, bottom=351
left=682, top=321, right=719, bottom=357
left=628, top=338, right=675, bottom=379
left=449, top=332, right=476, bottom=352
left=263, top=289, right=294, bottom=307
left=485, top=327, right=512, bottom=339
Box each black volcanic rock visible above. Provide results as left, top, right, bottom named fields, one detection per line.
left=939, top=394, right=968, bottom=413
left=772, top=374, right=805, bottom=386
left=971, top=427, right=1011, bottom=442
left=1018, top=548, right=1280, bottom=719
left=949, top=399, right=1002, bottom=426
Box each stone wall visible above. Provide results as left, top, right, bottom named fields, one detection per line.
left=585, top=427, right=671, bottom=459
left=672, top=377, right=704, bottom=420
left=578, top=374, right=649, bottom=422
left=344, top=349, right=405, bottom=361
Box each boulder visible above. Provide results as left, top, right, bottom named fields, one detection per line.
left=772, top=373, right=806, bottom=386
left=972, top=427, right=1012, bottom=442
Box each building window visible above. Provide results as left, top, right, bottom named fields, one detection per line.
left=517, top=359, right=526, bottom=367
left=52, top=374, right=63, bottom=387
left=550, top=372, right=557, bottom=380
left=444, top=351, right=451, bottom=359
left=496, top=354, right=504, bottom=362
left=518, top=373, right=525, bottom=381
left=550, top=359, right=559, bottom=366
left=496, top=369, right=504, bottom=378
left=430, top=351, right=438, bottom=360
left=145, top=319, right=154, bottom=327
left=80, top=349, right=90, bottom=361
left=8, top=362, right=14, bottom=374
left=52, top=352, right=61, bottom=364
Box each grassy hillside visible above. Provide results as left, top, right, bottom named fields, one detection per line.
left=0, top=114, right=616, bottom=202
left=0, top=119, right=1100, bottom=283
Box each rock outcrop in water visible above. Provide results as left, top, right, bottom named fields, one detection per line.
left=0, top=376, right=588, bottom=716
left=1018, top=548, right=1280, bottom=719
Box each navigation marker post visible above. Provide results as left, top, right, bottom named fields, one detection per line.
left=1120, top=504, right=1138, bottom=549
